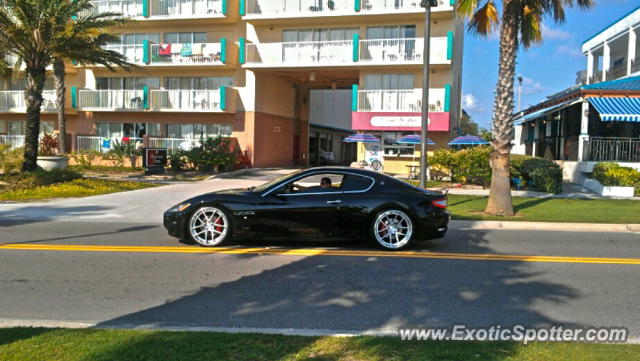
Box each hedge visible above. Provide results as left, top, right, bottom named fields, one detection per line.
left=592, top=162, right=640, bottom=196
left=429, top=146, right=563, bottom=193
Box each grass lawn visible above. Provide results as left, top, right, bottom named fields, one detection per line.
left=448, top=194, right=640, bottom=224
left=0, top=177, right=157, bottom=201
left=0, top=328, right=638, bottom=361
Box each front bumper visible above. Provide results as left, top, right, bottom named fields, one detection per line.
left=163, top=211, right=187, bottom=239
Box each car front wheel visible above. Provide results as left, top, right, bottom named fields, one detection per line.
left=188, top=206, right=231, bottom=247
left=372, top=209, right=413, bottom=250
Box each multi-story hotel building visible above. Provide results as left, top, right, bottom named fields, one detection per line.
left=0, top=0, right=464, bottom=171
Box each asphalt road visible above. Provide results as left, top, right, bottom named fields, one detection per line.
left=2, top=217, right=640, bottom=338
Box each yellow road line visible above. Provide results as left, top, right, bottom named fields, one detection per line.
left=1, top=243, right=639, bottom=265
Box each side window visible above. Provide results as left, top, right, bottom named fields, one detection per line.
left=288, top=173, right=344, bottom=194
left=341, top=174, right=374, bottom=192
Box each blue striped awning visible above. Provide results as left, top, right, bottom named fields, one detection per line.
left=514, top=99, right=580, bottom=125
left=588, top=97, right=640, bottom=122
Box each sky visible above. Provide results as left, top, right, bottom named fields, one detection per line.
left=461, top=0, right=639, bottom=129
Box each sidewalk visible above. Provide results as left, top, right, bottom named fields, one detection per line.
left=451, top=220, right=640, bottom=233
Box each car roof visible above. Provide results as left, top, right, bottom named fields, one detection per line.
left=303, top=166, right=382, bottom=177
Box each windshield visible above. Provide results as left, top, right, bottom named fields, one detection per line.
left=251, top=170, right=303, bottom=193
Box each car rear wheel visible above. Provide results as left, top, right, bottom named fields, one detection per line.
left=372, top=209, right=413, bottom=250
left=188, top=206, right=231, bottom=247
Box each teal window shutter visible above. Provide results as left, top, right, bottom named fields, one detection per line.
left=352, top=33, right=360, bottom=62
left=450, top=0, right=455, bottom=5
left=352, top=84, right=358, bottom=112
left=355, top=0, right=361, bottom=12
left=143, top=40, right=150, bottom=64
left=143, top=0, right=149, bottom=17
left=239, top=38, right=246, bottom=64
left=239, top=0, right=246, bottom=16
left=220, top=86, right=227, bottom=111
left=71, top=87, right=78, bottom=109
left=447, top=31, right=454, bottom=60
left=220, top=38, right=227, bottom=64
left=222, top=0, right=228, bottom=15
left=444, top=84, right=451, bottom=112
left=143, top=85, right=149, bottom=109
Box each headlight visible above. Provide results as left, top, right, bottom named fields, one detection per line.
left=169, top=203, right=191, bottom=212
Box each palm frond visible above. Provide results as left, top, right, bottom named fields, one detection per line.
left=467, top=1, right=500, bottom=37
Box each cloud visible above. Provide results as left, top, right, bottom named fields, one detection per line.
left=541, top=24, right=573, bottom=40
left=519, top=77, right=546, bottom=95
left=462, top=93, right=487, bottom=112
left=554, top=45, right=583, bottom=58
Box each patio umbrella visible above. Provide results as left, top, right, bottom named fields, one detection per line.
left=343, top=133, right=381, bottom=143
left=448, top=135, right=490, bottom=146
left=396, top=134, right=435, bottom=178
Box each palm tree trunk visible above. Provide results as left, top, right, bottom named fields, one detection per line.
left=21, top=67, right=47, bottom=172
left=485, top=2, right=519, bottom=216
left=53, top=59, right=67, bottom=154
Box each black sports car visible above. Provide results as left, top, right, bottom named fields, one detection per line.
left=164, top=167, right=450, bottom=250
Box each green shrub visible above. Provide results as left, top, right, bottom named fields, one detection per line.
left=529, top=167, right=563, bottom=193
left=429, top=149, right=457, bottom=181
left=593, top=162, right=640, bottom=196
left=453, top=146, right=492, bottom=187
left=72, top=151, right=100, bottom=170
left=0, top=145, right=24, bottom=174
left=187, top=137, right=236, bottom=173
left=509, top=154, right=533, bottom=180
left=169, top=150, right=189, bottom=172
left=0, top=169, right=82, bottom=192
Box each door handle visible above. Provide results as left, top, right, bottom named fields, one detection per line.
left=326, top=200, right=342, bottom=204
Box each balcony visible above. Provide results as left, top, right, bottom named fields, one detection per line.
left=150, top=42, right=226, bottom=65
left=80, top=0, right=225, bottom=19
left=244, top=0, right=451, bottom=19
left=583, top=137, right=640, bottom=163
left=103, top=44, right=145, bottom=64
left=358, top=37, right=449, bottom=64
left=80, top=0, right=144, bottom=17
left=606, top=65, right=627, bottom=82
left=150, top=89, right=226, bottom=112
left=245, top=40, right=353, bottom=67
left=356, top=88, right=446, bottom=112
left=0, top=90, right=57, bottom=112
left=78, top=89, right=146, bottom=111
left=632, top=56, right=640, bottom=74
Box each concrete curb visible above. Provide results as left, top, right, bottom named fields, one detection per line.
left=451, top=220, right=640, bottom=233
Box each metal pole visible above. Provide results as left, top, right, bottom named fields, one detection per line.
left=419, top=1, right=432, bottom=188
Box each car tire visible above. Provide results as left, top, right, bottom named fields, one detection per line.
left=187, top=206, right=232, bottom=247
left=371, top=209, right=414, bottom=250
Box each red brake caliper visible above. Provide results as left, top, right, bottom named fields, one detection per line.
left=378, top=222, right=387, bottom=237
left=214, top=217, right=224, bottom=233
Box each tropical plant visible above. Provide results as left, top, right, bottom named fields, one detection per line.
left=187, top=137, right=237, bottom=173
left=0, top=145, right=24, bottom=174
left=109, top=138, right=141, bottom=168
left=456, top=0, right=593, bottom=215
left=38, top=133, right=59, bottom=156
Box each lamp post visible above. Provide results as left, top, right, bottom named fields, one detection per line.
left=419, top=0, right=437, bottom=188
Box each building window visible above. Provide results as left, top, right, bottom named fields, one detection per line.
left=0, top=120, right=5, bottom=134
left=166, top=123, right=232, bottom=139
left=96, top=77, right=161, bottom=90
left=164, top=32, right=207, bottom=43
left=98, top=122, right=163, bottom=138
left=366, top=25, right=416, bottom=39
left=97, top=122, right=123, bottom=138
left=364, top=73, right=414, bottom=90
left=7, top=121, right=53, bottom=135
left=382, top=132, right=415, bottom=157
left=282, top=28, right=359, bottom=42
left=164, top=77, right=233, bottom=90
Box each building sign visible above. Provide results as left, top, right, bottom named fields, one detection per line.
left=352, top=112, right=450, bottom=132
left=143, top=148, right=167, bottom=175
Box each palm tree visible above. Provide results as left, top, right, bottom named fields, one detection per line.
left=457, top=0, right=592, bottom=216
left=50, top=0, right=135, bottom=154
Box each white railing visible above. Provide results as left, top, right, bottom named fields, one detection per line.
left=76, top=135, right=202, bottom=152
left=246, top=0, right=352, bottom=16
left=359, top=37, right=448, bottom=63
left=78, top=90, right=145, bottom=110
left=0, top=90, right=57, bottom=112
left=79, top=0, right=144, bottom=17
left=246, top=40, right=353, bottom=66
left=76, top=136, right=143, bottom=152
left=103, top=44, right=145, bottom=64
left=0, top=135, right=25, bottom=149
left=150, top=43, right=224, bottom=65
left=361, top=0, right=446, bottom=12
left=150, top=89, right=221, bottom=111
left=148, top=138, right=202, bottom=152
left=150, top=0, right=223, bottom=16
left=357, top=88, right=446, bottom=112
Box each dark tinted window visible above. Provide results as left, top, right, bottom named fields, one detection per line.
left=341, top=174, right=374, bottom=192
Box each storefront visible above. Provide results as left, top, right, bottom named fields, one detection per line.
left=351, top=111, right=451, bottom=174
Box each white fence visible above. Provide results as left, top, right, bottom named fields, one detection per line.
left=103, top=44, right=145, bottom=64
left=150, top=43, right=224, bottom=65
left=78, top=90, right=145, bottom=110
left=360, top=0, right=443, bottom=12
left=246, top=0, right=352, bottom=16
left=79, top=0, right=144, bottom=17
left=150, top=0, right=223, bottom=16
left=0, top=135, right=25, bottom=149
left=359, top=37, right=447, bottom=63
left=246, top=40, right=353, bottom=66
left=150, top=89, right=222, bottom=111
left=0, top=90, right=57, bottom=112
left=76, top=136, right=202, bottom=153
left=357, top=88, right=445, bottom=112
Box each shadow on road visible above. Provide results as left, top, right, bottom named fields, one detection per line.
left=0, top=205, right=113, bottom=227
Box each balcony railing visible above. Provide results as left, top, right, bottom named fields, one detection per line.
left=361, top=0, right=445, bottom=12
left=357, top=88, right=445, bottom=112
left=606, top=65, right=627, bottom=82
left=150, top=0, right=224, bottom=17
left=103, top=44, right=145, bottom=64
left=77, top=135, right=203, bottom=153
left=0, top=90, right=57, bottom=112
left=246, top=0, right=352, bottom=17
left=150, top=89, right=223, bottom=111
left=0, top=135, right=25, bottom=149
left=246, top=40, right=353, bottom=66
left=359, top=37, right=447, bottom=63
left=78, top=89, right=145, bottom=110
left=583, top=137, right=640, bottom=163
left=79, top=0, right=144, bottom=17
left=150, top=43, right=225, bottom=65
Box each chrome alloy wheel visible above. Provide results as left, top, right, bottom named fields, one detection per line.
left=373, top=210, right=413, bottom=250
left=189, top=207, right=229, bottom=246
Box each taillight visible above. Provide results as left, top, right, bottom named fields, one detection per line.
left=432, top=198, right=448, bottom=209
